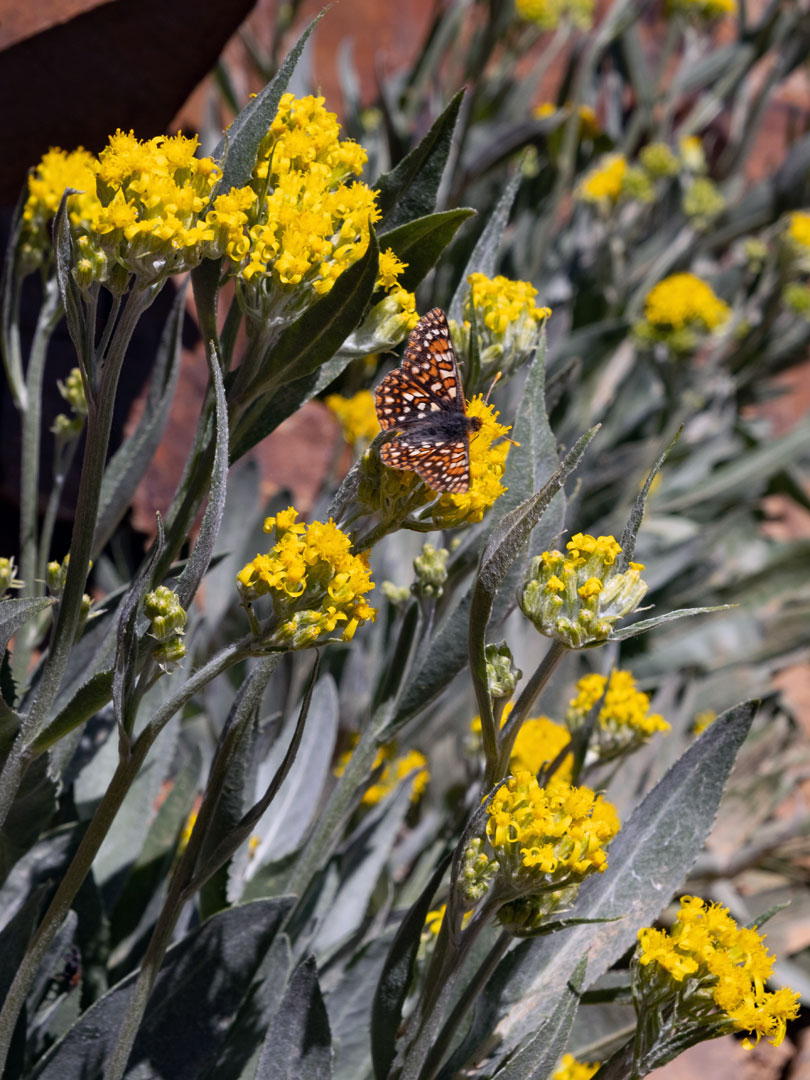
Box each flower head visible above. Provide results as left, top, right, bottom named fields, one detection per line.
left=552, top=1054, right=600, bottom=1080
left=237, top=507, right=375, bottom=646
left=520, top=534, right=648, bottom=648
left=667, top=0, right=736, bottom=21
left=567, top=669, right=669, bottom=757
left=639, top=142, right=680, bottom=179
left=636, top=272, right=730, bottom=353
left=0, top=556, right=23, bottom=599
left=635, top=896, right=799, bottom=1050
left=473, top=770, right=619, bottom=927
left=20, top=148, right=97, bottom=271
left=578, top=154, right=627, bottom=204
left=326, top=390, right=380, bottom=447
left=335, top=740, right=428, bottom=806
left=454, top=273, right=550, bottom=378
left=472, top=705, right=572, bottom=780
left=428, top=396, right=512, bottom=528
left=515, top=0, right=593, bottom=30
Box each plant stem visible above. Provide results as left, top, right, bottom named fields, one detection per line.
left=0, top=635, right=252, bottom=1076
left=103, top=654, right=279, bottom=1080
left=13, top=277, right=63, bottom=683
left=0, top=288, right=155, bottom=832
left=491, top=639, right=566, bottom=785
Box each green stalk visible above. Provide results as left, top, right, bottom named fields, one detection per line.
left=491, top=640, right=566, bottom=785
left=13, top=278, right=64, bottom=682
left=0, top=288, right=155, bottom=832
left=37, top=433, right=82, bottom=586
left=0, top=635, right=253, bottom=1075
left=103, top=654, right=279, bottom=1080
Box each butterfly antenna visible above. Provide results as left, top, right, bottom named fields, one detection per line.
left=483, top=371, right=521, bottom=447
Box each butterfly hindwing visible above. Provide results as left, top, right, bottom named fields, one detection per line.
left=380, top=435, right=471, bottom=494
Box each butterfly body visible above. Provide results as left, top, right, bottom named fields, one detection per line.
left=374, top=308, right=481, bottom=493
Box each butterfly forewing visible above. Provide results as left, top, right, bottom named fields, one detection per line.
left=374, top=308, right=478, bottom=493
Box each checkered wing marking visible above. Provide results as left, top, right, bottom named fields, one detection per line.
left=380, top=435, right=471, bottom=493
left=375, top=308, right=466, bottom=431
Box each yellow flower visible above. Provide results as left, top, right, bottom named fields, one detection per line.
left=515, top=0, right=593, bottom=29
left=578, top=154, right=627, bottom=204
left=520, top=534, right=648, bottom=648
left=484, top=771, right=619, bottom=917
left=552, top=1053, right=600, bottom=1080
left=326, top=390, right=380, bottom=447
left=636, top=896, right=800, bottom=1049
left=787, top=211, right=810, bottom=251
left=428, top=397, right=512, bottom=528
left=454, top=272, right=550, bottom=379
left=20, top=147, right=98, bottom=270
left=237, top=506, right=375, bottom=646
left=567, top=669, right=670, bottom=754
left=667, top=0, right=736, bottom=19
left=471, top=705, right=573, bottom=780
left=638, top=272, right=730, bottom=352
left=236, top=94, right=381, bottom=307
left=335, top=741, right=429, bottom=806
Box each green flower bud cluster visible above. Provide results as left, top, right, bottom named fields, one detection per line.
left=53, top=367, right=88, bottom=438
left=682, top=177, right=725, bottom=230
left=458, top=837, right=498, bottom=906
left=47, top=554, right=87, bottom=599
left=413, top=543, right=449, bottom=598
left=520, top=533, right=648, bottom=648
left=0, top=556, right=23, bottom=598
left=485, top=641, right=522, bottom=700
left=381, top=581, right=410, bottom=605
left=144, top=585, right=187, bottom=670
left=783, top=282, right=810, bottom=320
left=743, top=237, right=768, bottom=273
left=639, top=142, right=679, bottom=179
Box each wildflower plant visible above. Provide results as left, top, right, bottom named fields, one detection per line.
left=0, top=6, right=807, bottom=1080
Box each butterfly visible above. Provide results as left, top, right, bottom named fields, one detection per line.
left=374, top=307, right=482, bottom=493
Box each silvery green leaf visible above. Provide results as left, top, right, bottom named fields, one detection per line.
left=492, top=957, right=586, bottom=1080
left=610, top=605, right=734, bottom=641
left=375, top=90, right=464, bottom=230
left=448, top=168, right=522, bottom=324
left=327, top=930, right=397, bottom=1080
left=0, top=597, right=53, bottom=658
left=377, top=209, right=476, bottom=292
left=29, top=898, right=293, bottom=1080
left=255, top=956, right=332, bottom=1080
left=212, top=14, right=323, bottom=194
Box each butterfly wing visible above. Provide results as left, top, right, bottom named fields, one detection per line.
left=398, top=308, right=467, bottom=415
left=380, top=434, right=471, bottom=493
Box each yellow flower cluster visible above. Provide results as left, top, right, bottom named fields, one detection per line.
left=237, top=94, right=388, bottom=301
left=643, top=273, right=730, bottom=332
left=237, top=507, right=375, bottom=646
left=466, top=273, right=551, bottom=335
left=471, top=706, right=573, bottom=780
left=787, top=211, right=810, bottom=251
left=21, top=134, right=252, bottom=288
left=455, top=272, right=550, bottom=379
left=637, top=896, right=799, bottom=1049
left=487, top=770, right=619, bottom=882
left=429, top=397, right=512, bottom=528
left=520, top=533, right=648, bottom=648
left=325, top=389, right=380, bottom=447
left=552, top=1054, right=600, bottom=1080
left=334, top=741, right=429, bottom=805
left=567, top=670, right=670, bottom=741
left=533, top=103, right=600, bottom=140
left=667, top=0, right=736, bottom=19
left=578, top=154, right=627, bottom=203
left=515, top=0, right=594, bottom=30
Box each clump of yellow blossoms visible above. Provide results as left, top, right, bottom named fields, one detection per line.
left=667, top=0, right=736, bottom=21
left=635, top=896, right=799, bottom=1050
left=471, top=707, right=573, bottom=781
left=636, top=272, right=730, bottom=353
left=453, top=273, right=550, bottom=378
left=237, top=507, right=375, bottom=647
left=334, top=740, right=428, bottom=806
left=520, top=534, right=648, bottom=648
left=552, top=1054, right=600, bottom=1080
left=578, top=153, right=653, bottom=207
left=22, top=133, right=249, bottom=289
left=515, top=0, right=594, bottom=31
left=473, top=770, right=619, bottom=931
left=429, top=397, right=512, bottom=528
left=326, top=389, right=380, bottom=447
left=787, top=211, right=810, bottom=250
left=567, top=669, right=670, bottom=757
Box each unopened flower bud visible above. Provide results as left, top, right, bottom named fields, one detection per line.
left=144, top=585, right=187, bottom=642
left=413, top=543, right=449, bottom=598
left=485, top=641, right=522, bottom=700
